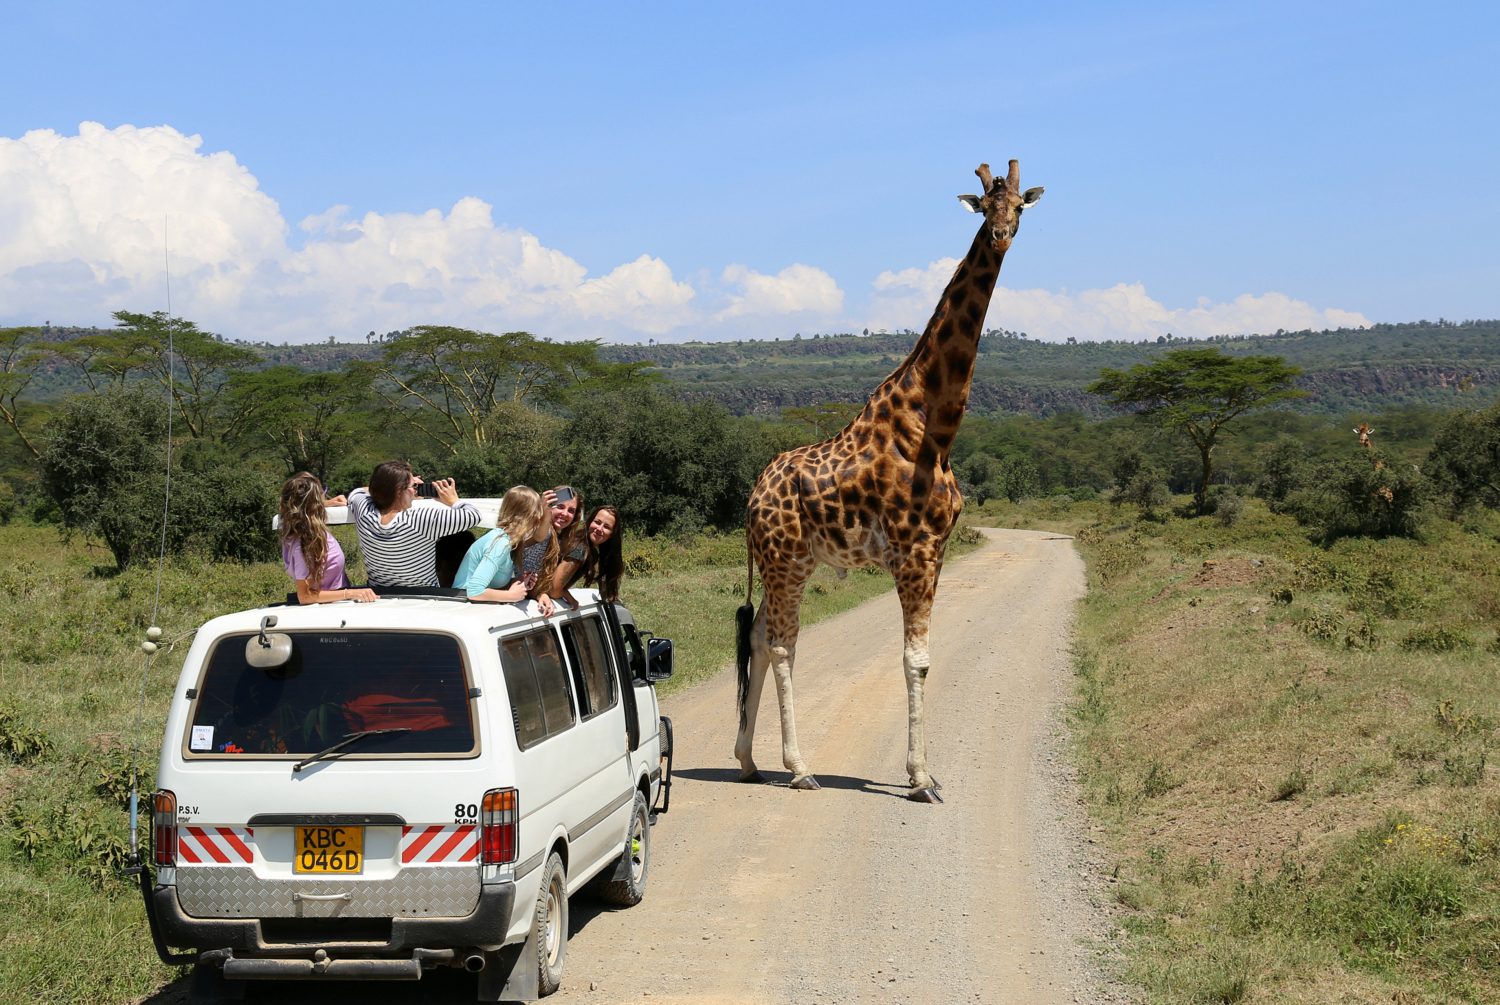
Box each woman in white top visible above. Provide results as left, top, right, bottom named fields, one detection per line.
left=346, top=460, right=480, bottom=588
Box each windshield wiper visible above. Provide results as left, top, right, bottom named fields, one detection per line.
left=292, top=728, right=411, bottom=773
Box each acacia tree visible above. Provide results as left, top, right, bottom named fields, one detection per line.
left=349, top=326, right=658, bottom=454
left=0, top=327, right=45, bottom=457
left=1087, top=347, right=1305, bottom=514
left=53, top=311, right=258, bottom=439
left=223, top=366, right=373, bottom=481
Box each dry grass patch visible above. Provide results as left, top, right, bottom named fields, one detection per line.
left=1066, top=499, right=1500, bottom=1003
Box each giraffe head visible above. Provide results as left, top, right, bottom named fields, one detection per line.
left=957, top=160, right=1043, bottom=252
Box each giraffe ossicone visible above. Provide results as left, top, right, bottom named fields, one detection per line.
left=734, top=159, right=1043, bottom=802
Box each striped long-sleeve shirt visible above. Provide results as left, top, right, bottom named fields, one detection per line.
left=347, top=489, right=481, bottom=588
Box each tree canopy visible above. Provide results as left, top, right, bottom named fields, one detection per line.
left=1086, top=347, right=1305, bottom=512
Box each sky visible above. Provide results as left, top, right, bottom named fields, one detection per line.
left=1, top=1, right=1496, bottom=344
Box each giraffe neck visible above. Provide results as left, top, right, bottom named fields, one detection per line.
left=868, top=226, right=1006, bottom=461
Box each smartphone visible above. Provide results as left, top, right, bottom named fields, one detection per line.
left=416, top=480, right=441, bottom=499
left=552, top=486, right=575, bottom=505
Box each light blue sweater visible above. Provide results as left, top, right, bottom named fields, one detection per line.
left=454, top=529, right=517, bottom=598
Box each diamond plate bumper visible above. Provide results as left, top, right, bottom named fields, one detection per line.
left=151, top=881, right=515, bottom=954
left=177, top=865, right=481, bottom=919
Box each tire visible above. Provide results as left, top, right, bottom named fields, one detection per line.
left=595, top=790, right=650, bottom=906
left=534, top=852, right=568, bottom=996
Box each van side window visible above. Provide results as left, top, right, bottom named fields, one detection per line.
left=499, top=629, right=576, bottom=749
left=561, top=617, right=617, bottom=720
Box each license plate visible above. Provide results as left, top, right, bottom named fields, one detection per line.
left=294, top=826, right=364, bottom=874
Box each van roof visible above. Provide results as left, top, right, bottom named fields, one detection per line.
left=271, top=498, right=507, bottom=531
left=191, top=588, right=609, bottom=644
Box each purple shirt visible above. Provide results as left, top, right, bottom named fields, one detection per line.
left=282, top=532, right=350, bottom=591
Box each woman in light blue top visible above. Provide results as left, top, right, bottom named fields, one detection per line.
left=455, top=485, right=555, bottom=615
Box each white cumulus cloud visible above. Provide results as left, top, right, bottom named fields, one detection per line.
left=716, top=262, right=844, bottom=321
left=866, top=258, right=1371, bottom=341
left=0, top=123, right=711, bottom=341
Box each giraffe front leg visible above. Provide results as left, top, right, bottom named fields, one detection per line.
left=770, top=642, right=818, bottom=789
left=734, top=605, right=771, bottom=783
left=896, top=566, right=942, bottom=803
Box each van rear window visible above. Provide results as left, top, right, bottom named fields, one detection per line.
left=188, top=632, right=475, bottom=757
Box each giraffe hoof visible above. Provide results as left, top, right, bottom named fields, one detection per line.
left=789, top=775, right=821, bottom=791
left=908, top=786, right=943, bottom=804
left=739, top=770, right=767, bottom=784
left=909, top=776, right=943, bottom=791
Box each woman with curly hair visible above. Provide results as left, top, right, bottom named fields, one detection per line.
left=278, top=473, right=377, bottom=605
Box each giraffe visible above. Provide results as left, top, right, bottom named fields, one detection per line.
left=734, top=160, right=1043, bottom=802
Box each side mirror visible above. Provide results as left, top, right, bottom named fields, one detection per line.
left=645, top=637, right=674, bottom=682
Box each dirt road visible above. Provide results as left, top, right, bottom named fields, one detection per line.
left=556, top=528, right=1100, bottom=1004
left=146, top=528, right=1108, bottom=1005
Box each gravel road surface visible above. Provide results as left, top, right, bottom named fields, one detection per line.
left=145, top=528, right=1128, bottom=1005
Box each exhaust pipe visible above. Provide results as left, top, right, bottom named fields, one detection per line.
left=463, top=951, right=486, bottom=973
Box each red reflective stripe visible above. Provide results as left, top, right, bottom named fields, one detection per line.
left=218, top=828, right=254, bottom=862
left=458, top=837, right=480, bottom=863
left=402, top=825, right=443, bottom=864
left=177, top=836, right=201, bottom=864
left=188, top=826, right=231, bottom=864
left=430, top=825, right=473, bottom=862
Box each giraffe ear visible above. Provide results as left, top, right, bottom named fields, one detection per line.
left=1020, top=187, right=1044, bottom=209
left=957, top=194, right=982, bottom=213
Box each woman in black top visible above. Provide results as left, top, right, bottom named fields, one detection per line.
left=552, top=505, right=622, bottom=608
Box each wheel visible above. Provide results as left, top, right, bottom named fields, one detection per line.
left=534, top=852, right=568, bottom=996
left=594, top=790, right=650, bottom=906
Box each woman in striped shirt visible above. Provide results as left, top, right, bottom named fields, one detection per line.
left=347, top=461, right=481, bottom=589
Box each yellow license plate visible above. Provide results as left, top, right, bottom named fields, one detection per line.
left=294, top=826, right=364, bottom=874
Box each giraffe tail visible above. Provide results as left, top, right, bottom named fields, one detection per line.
left=735, top=548, right=756, bottom=732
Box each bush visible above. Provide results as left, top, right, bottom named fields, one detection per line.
left=1284, top=447, right=1428, bottom=539
left=564, top=388, right=762, bottom=535
left=1254, top=434, right=1310, bottom=512
left=1398, top=624, right=1475, bottom=652
left=1207, top=485, right=1244, bottom=526
left=1426, top=402, right=1500, bottom=512
left=38, top=389, right=279, bottom=568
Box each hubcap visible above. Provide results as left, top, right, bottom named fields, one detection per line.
left=545, top=882, right=561, bottom=966
left=630, top=812, right=646, bottom=882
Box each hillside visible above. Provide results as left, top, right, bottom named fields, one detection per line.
left=16, top=319, right=1500, bottom=419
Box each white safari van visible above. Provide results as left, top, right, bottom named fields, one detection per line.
left=141, top=580, right=674, bottom=1002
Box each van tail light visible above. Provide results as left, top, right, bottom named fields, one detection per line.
left=481, top=788, right=518, bottom=865
left=152, top=790, right=178, bottom=867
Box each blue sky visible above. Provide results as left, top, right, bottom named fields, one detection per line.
left=1, top=1, right=1495, bottom=342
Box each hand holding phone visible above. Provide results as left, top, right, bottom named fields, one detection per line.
left=522, top=570, right=539, bottom=591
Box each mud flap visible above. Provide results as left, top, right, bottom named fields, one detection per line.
left=477, top=927, right=539, bottom=1002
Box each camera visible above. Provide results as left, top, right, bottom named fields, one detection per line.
left=415, top=478, right=447, bottom=499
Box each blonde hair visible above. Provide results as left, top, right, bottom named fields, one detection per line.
left=279, top=472, right=329, bottom=597
left=496, top=486, right=548, bottom=550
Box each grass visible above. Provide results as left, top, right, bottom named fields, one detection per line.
left=0, top=518, right=985, bottom=1003
left=997, top=492, right=1500, bottom=1004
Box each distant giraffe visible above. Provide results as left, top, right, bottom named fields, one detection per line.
left=1354, top=423, right=1374, bottom=448
left=734, top=161, right=1043, bottom=802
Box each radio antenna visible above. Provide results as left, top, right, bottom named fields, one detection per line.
left=127, top=216, right=177, bottom=870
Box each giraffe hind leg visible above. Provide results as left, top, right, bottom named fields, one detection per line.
left=734, top=602, right=771, bottom=782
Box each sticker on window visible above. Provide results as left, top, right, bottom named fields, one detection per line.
left=190, top=725, right=214, bottom=751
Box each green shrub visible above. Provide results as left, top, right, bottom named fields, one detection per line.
left=1399, top=624, right=1475, bottom=652
left=0, top=699, right=51, bottom=763
left=1284, top=447, right=1429, bottom=539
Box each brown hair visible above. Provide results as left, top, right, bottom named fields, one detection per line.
left=580, top=505, right=623, bottom=602
left=369, top=460, right=413, bottom=511
left=279, top=472, right=329, bottom=596
left=553, top=485, right=585, bottom=545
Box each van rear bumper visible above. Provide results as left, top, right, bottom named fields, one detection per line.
left=150, top=881, right=516, bottom=957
